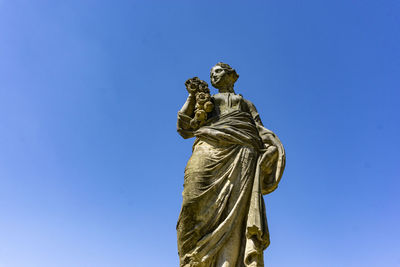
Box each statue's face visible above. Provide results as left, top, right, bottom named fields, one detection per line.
left=210, top=65, right=231, bottom=89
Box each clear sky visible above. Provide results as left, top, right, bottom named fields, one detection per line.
left=0, top=1, right=399, bottom=266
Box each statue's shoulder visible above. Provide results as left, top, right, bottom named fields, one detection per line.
left=241, top=96, right=256, bottom=108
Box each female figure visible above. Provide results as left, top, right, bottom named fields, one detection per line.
left=177, top=63, right=285, bottom=267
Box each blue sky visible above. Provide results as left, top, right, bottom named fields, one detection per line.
left=0, top=1, right=399, bottom=266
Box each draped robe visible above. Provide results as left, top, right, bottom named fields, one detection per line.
left=177, top=94, right=285, bottom=267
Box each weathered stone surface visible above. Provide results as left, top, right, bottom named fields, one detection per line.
left=177, top=63, right=285, bottom=267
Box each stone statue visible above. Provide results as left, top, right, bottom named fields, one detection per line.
left=176, top=63, right=286, bottom=267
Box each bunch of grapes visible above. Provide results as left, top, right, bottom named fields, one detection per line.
left=185, top=77, right=214, bottom=130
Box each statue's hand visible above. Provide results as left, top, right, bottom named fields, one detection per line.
left=186, top=83, right=197, bottom=95
left=261, top=133, right=279, bottom=147
left=185, top=77, right=200, bottom=95
left=260, top=145, right=278, bottom=174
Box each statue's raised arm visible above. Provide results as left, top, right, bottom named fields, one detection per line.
left=177, top=77, right=214, bottom=139
left=176, top=63, right=285, bottom=267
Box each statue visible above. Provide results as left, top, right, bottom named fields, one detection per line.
left=176, top=63, right=286, bottom=267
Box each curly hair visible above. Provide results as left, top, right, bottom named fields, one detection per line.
left=211, top=62, right=239, bottom=83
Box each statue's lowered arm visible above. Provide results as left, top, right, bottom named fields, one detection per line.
left=245, top=99, right=286, bottom=194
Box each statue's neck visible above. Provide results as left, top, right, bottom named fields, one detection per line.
left=218, top=86, right=235, bottom=94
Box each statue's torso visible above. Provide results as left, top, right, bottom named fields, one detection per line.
left=212, top=92, right=248, bottom=116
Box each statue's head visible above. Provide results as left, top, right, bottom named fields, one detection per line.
left=210, top=62, right=239, bottom=91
